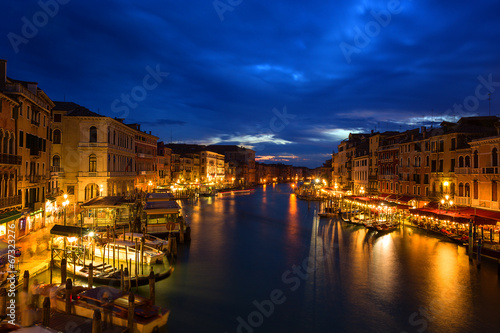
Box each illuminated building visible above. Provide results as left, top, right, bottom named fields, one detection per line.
left=51, top=102, right=136, bottom=203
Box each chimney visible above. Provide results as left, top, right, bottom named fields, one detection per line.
left=421, top=126, right=426, bottom=139
left=0, top=59, right=6, bottom=90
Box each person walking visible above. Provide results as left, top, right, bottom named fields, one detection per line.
left=29, top=279, right=41, bottom=309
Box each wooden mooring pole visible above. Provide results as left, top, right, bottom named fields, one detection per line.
left=92, top=309, right=102, bottom=333
left=128, top=293, right=135, bottom=332
left=65, top=278, right=72, bottom=314
left=23, top=270, right=29, bottom=293
left=88, top=262, right=93, bottom=288
left=149, top=269, right=155, bottom=305
left=42, top=297, right=50, bottom=327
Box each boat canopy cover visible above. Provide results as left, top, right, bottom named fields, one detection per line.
left=144, top=201, right=181, bottom=214
left=146, top=192, right=174, bottom=201
left=50, top=224, right=92, bottom=237
left=81, top=196, right=134, bottom=208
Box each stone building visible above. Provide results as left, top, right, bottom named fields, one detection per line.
left=51, top=102, right=137, bottom=204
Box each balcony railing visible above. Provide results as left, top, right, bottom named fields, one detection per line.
left=0, top=195, right=22, bottom=209
left=483, top=167, right=498, bottom=174
left=3, top=82, right=51, bottom=110
left=139, top=170, right=156, bottom=175
left=25, top=175, right=44, bottom=183
left=50, top=166, right=64, bottom=173
left=456, top=167, right=498, bottom=175
left=0, top=153, right=22, bottom=165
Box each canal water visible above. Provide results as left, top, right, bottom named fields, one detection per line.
left=35, top=184, right=500, bottom=332
left=151, top=184, right=500, bottom=332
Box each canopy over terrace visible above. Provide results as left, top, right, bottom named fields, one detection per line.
left=144, top=199, right=181, bottom=223
left=80, top=196, right=135, bottom=228
left=410, top=202, right=500, bottom=225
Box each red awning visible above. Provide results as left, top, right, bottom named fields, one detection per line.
left=460, top=208, right=500, bottom=225
left=410, top=206, right=500, bottom=225
left=397, top=204, right=410, bottom=210
left=396, top=195, right=415, bottom=203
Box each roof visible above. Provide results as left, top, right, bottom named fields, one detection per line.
left=81, top=196, right=134, bottom=208
left=144, top=201, right=181, bottom=214
left=50, top=224, right=92, bottom=237
left=53, top=101, right=104, bottom=117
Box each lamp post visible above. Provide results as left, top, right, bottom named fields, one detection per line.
left=62, top=194, right=69, bottom=226
left=62, top=196, right=69, bottom=257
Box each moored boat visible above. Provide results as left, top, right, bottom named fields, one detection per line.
left=94, top=240, right=165, bottom=265
left=55, top=285, right=170, bottom=333
left=54, top=261, right=174, bottom=288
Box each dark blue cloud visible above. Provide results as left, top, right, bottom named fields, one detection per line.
left=2, top=0, right=500, bottom=167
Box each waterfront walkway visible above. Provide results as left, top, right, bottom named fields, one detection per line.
left=16, top=225, right=52, bottom=279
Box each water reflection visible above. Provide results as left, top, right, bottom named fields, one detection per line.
left=37, top=184, right=498, bottom=333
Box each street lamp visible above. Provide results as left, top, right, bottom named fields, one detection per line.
left=62, top=199, right=69, bottom=225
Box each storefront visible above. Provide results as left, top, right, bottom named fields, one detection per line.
left=0, top=210, right=23, bottom=239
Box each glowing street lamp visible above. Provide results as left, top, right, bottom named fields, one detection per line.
left=62, top=199, right=69, bottom=226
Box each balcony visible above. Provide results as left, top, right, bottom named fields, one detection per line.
left=0, top=195, right=22, bottom=209
left=0, top=153, right=22, bottom=165
left=31, top=119, right=40, bottom=126
left=137, top=153, right=154, bottom=159
left=25, top=175, right=44, bottom=183
left=50, top=166, right=64, bottom=174
left=3, top=82, right=51, bottom=110
left=139, top=170, right=156, bottom=175
left=483, top=167, right=499, bottom=174
left=30, top=147, right=41, bottom=158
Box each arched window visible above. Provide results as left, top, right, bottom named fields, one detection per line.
left=52, top=155, right=60, bottom=168
left=458, top=183, right=464, bottom=197
left=465, top=183, right=470, bottom=197
left=3, top=131, right=9, bottom=153
left=85, top=183, right=99, bottom=201
left=53, top=129, right=61, bottom=144
left=465, top=156, right=471, bottom=168
left=8, top=134, right=14, bottom=154
left=89, top=154, right=97, bottom=172
left=89, top=126, right=97, bottom=143
left=493, top=148, right=498, bottom=167
left=459, top=156, right=464, bottom=168
left=450, top=182, right=455, bottom=195
left=473, top=150, right=478, bottom=168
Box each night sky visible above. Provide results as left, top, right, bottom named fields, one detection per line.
left=2, top=0, right=500, bottom=168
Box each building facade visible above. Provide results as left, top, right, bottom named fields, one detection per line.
left=127, top=124, right=158, bottom=192
left=52, top=102, right=137, bottom=204
left=1, top=60, right=54, bottom=236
